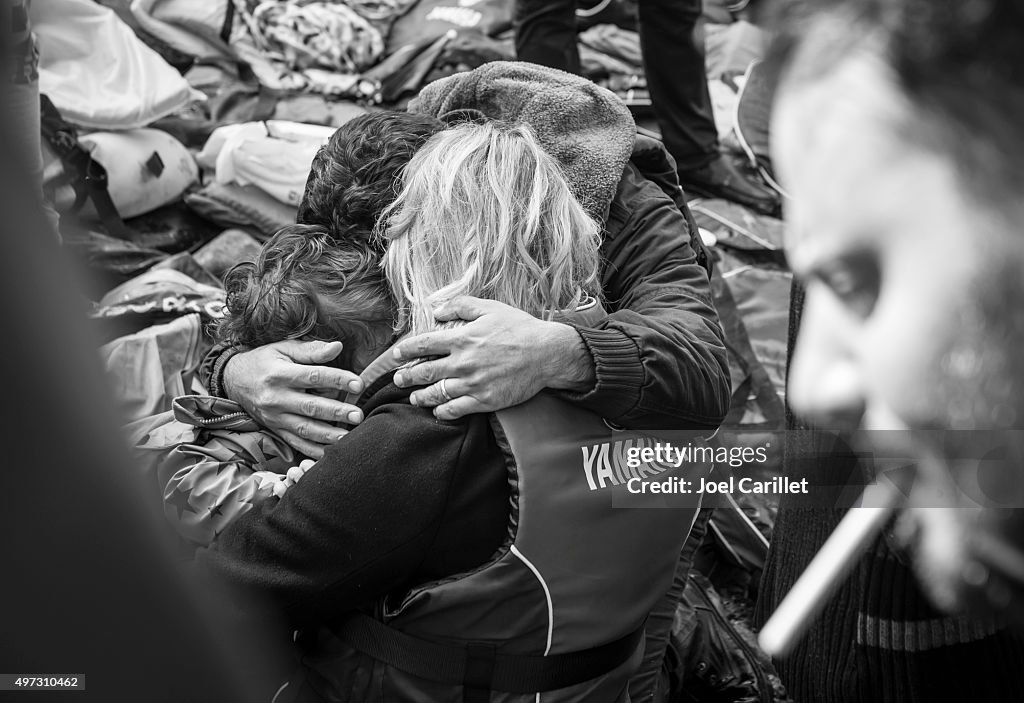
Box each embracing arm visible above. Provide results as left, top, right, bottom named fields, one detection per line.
left=563, top=164, right=730, bottom=430
left=391, top=166, right=730, bottom=431
left=198, top=339, right=366, bottom=459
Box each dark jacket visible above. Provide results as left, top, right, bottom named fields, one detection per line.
left=566, top=155, right=728, bottom=429
left=197, top=372, right=510, bottom=627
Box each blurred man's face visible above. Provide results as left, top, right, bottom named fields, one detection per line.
left=775, top=48, right=1024, bottom=616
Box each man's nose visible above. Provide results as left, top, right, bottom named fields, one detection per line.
left=788, top=291, right=866, bottom=430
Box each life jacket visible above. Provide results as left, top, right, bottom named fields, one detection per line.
left=293, top=304, right=708, bottom=702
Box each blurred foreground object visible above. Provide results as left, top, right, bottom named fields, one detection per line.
left=756, top=0, right=1024, bottom=700
left=0, top=114, right=280, bottom=701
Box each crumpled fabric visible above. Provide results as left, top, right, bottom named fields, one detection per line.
left=100, top=313, right=208, bottom=423
left=229, top=0, right=383, bottom=98
left=579, top=24, right=642, bottom=69
left=247, top=1, right=384, bottom=72
left=689, top=199, right=785, bottom=252
left=667, top=570, right=782, bottom=703
left=61, top=228, right=169, bottom=288
left=32, top=0, right=200, bottom=129
left=385, top=0, right=511, bottom=55
left=704, top=21, right=767, bottom=80
left=735, top=59, right=774, bottom=171
left=709, top=261, right=786, bottom=431
left=129, top=0, right=236, bottom=62
left=136, top=394, right=301, bottom=547
left=92, top=267, right=227, bottom=331
left=717, top=250, right=790, bottom=397
left=131, top=0, right=384, bottom=99
left=343, top=0, right=419, bottom=37
left=199, top=120, right=337, bottom=206
left=580, top=42, right=640, bottom=81
left=185, top=180, right=296, bottom=238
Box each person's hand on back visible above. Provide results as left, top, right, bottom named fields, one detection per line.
left=391, top=296, right=596, bottom=420
left=222, top=340, right=365, bottom=459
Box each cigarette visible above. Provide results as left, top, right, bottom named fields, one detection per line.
left=758, top=478, right=904, bottom=658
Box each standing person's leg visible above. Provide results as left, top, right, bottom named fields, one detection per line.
left=637, top=0, right=717, bottom=172
left=514, top=0, right=581, bottom=74
left=638, top=0, right=779, bottom=214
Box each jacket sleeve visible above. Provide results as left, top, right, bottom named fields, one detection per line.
left=195, top=402, right=476, bottom=627
left=197, top=341, right=242, bottom=398
left=159, top=431, right=295, bottom=547
left=559, top=164, right=730, bottom=430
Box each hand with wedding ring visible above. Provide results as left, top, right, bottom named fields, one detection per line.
left=392, top=296, right=596, bottom=420
left=438, top=378, right=454, bottom=403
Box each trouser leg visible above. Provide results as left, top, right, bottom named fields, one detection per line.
left=514, top=0, right=581, bottom=75
left=637, top=0, right=719, bottom=171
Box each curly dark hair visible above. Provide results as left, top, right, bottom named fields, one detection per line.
left=217, top=224, right=394, bottom=368
left=296, top=111, right=445, bottom=249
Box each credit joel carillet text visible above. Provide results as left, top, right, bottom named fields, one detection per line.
left=581, top=439, right=808, bottom=496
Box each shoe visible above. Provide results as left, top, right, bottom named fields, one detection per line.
left=678, top=154, right=780, bottom=216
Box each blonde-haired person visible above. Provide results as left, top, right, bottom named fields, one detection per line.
left=200, top=121, right=700, bottom=703
left=381, top=121, right=601, bottom=336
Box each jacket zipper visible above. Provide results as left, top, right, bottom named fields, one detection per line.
left=189, top=411, right=249, bottom=426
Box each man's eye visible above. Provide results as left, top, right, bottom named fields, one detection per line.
left=823, top=262, right=879, bottom=318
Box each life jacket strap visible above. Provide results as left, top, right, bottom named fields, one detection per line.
left=333, top=613, right=645, bottom=696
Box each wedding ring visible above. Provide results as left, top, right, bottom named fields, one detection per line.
left=439, top=378, right=454, bottom=402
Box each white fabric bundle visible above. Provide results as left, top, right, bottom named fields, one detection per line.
left=32, top=0, right=199, bottom=129
left=199, top=121, right=338, bottom=206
